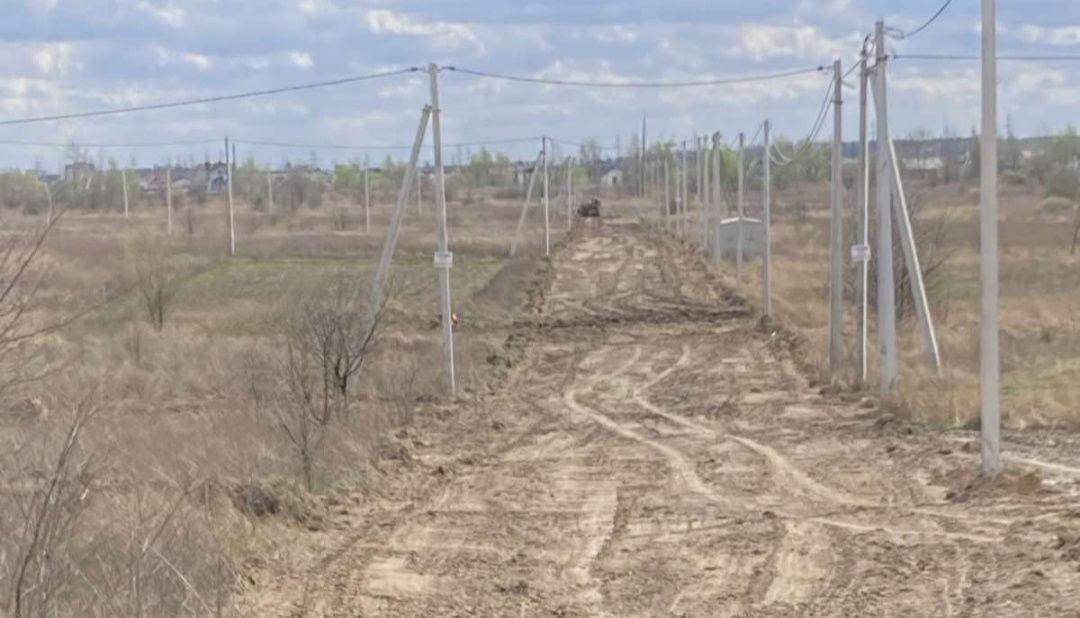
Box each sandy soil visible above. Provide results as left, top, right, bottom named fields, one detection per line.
left=239, top=218, right=1080, bottom=617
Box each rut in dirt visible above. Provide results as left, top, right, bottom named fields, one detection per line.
left=242, top=220, right=1080, bottom=618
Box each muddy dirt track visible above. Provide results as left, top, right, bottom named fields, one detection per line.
left=243, top=220, right=1080, bottom=617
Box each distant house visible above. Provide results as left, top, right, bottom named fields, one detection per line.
left=64, top=162, right=96, bottom=184
left=899, top=156, right=945, bottom=179
left=188, top=162, right=229, bottom=195
left=513, top=162, right=538, bottom=189
left=599, top=166, right=625, bottom=188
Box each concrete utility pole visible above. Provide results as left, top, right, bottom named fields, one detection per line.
left=856, top=45, right=871, bottom=386
left=166, top=167, right=173, bottom=236
left=763, top=121, right=772, bottom=317
left=267, top=172, right=274, bottom=216
left=713, top=133, right=722, bottom=257
left=121, top=169, right=129, bottom=219
left=364, top=167, right=370, bottom=234
left=873, top=21, right=897, bottom=394
left=416, top=169, right=423, bottom=216
left=829, top=59, right=845, bottom=373
left=736, top=132, right=745, bottom=289
left=368, top=106, right=432, bottom=338
left=887, top=138, right=943, bottom=374
left=980, top=0, right=1002, bottom=476
left=664, top=157, right=670, bottom=230
left=542, top=136, right=550, bottom=257
left=565, top=157, right=573, bottom=230
left=702, top=138, right=711, bottom=251
left=41, top=179, right=53, bottom=225
left=680, top=142, right=689, bottom=236
left=510, top=150, right=543, bottom=257
left=226, top=136, right=235, bottom=256
left=428, top=63, right=456, bottom=395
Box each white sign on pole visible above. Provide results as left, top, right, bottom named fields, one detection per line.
left=434, top=251, right=453, bottom=269
left=851, top=244, right=871, bottom=263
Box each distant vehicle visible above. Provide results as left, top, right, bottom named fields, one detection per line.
left=577, top=198, right=601, bottom=218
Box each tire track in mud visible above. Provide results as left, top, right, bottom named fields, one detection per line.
left=241, top=220, right=1080, bottom=617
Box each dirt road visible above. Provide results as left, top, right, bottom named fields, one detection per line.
left=243, top=221, right=1080, bottom=617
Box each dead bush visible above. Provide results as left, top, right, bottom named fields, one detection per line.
left=849, top=188, right=953, bottom=322
left=126, top=229, right=180, bottom=332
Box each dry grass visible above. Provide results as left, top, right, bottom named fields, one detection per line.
left=0, top=189, right=557, bottom=615
left=642, top=177, right=1080, bottom=430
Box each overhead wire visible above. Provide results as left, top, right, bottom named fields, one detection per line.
left=894, top=0, right=955, bottom=39
left=0, top=138, right=220, bottom=148
left=443, top=65, right=828, bottom=89
left=0, top=67, right=422, bottom=127
left=894, top=53, right=1080, bottom=62
left=770, top=74, right=834, bottom=167
left=233, top=136, right=540, bottom=151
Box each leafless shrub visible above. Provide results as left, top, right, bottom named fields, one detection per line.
left=126, top=229, right=179, bottom=332
left=850, top=189, right=954, bottom=322
left=332, top=207, right=349, bottom=232
left=249, top=283, right=383, bottom=491
left=3, top=400, right=99, bottom=618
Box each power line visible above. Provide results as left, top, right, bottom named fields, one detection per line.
left=895, top=53, right=1080, bottom=61
left=896, top=0, right=956, bottom=39
left=234, top=136, right=542, bottom=151
left=771, top=76, right=833, bottom=166
left=444, top=65, right=827, bottom=89
left=0, top=138, right=219, bottom=148
left=0, top=68, right=422, bottom=127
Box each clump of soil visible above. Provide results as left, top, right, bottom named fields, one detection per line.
left=945, top=468, right=1046, bottom=503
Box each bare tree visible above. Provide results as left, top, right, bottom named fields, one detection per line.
left=851, top=189, right=954, bottom=322
left=252, top=284, right=384, bottom=491
left=126, top=229, right=179, bottom=332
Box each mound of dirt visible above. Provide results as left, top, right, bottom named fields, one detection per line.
left=945, top=469, right=1046, bottom=503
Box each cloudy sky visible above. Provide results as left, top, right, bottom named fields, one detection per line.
left=0, top=0, right=1078, bottom=170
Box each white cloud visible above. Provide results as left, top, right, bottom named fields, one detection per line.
left=594, top=25, right=637, bottom=44
left=182, top=52, right=212, bottom=71
left=365, top=9, right=486, bottom=55
left=32, top=42, right=79, bottom=76
left=288, top=51, right=314, bottom=69
left=1019, top=25, right=1080, bottom=46
left=728, top=25, right=859, bottom=61
left=891, top=69, right=979, bottom=101
left=28, top=0, right=58, bottom=10
left=134, top=1, right=186, bottom=28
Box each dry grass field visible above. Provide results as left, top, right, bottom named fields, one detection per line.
left=0, top=190, right=564, bottom=616
left=643, top=176, right=1080, bottom=430
left=2, top=174, right=1078, bottom=615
